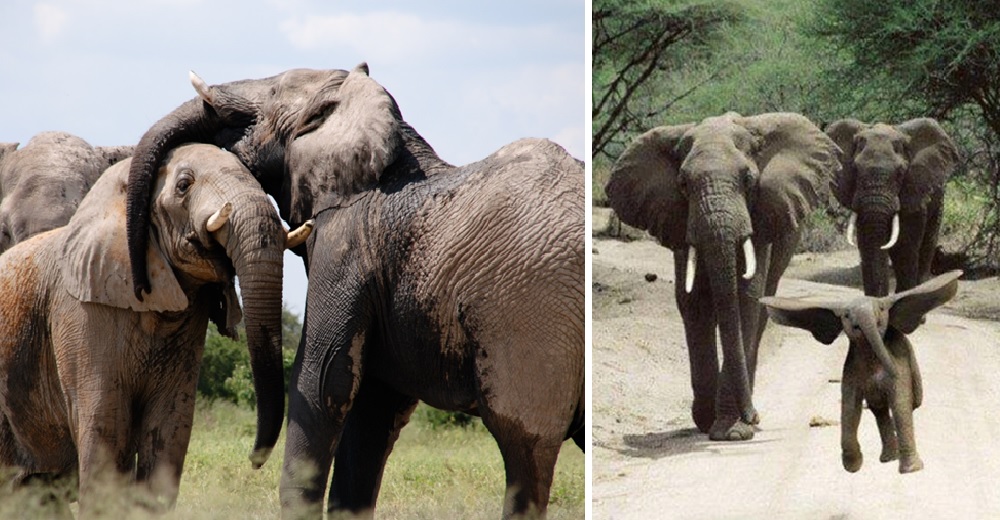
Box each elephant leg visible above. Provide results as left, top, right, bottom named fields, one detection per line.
left=891, top=374, right=923, bottom=473
left=890, top=211, right=927, bottom=293
left=867, top=395, right=898, bottom=463
left=134, top=379, right=199, bottom=511
left=917, top=197, right=943, bottom=283
left=673, top=247, right=719, bottom=433
left=327, top=378, right=418, bottom=516
left=75, top=398, right=135, bottom=514
left=840, top=377, right=864, bottom=473
left=281, top=311, right=369, bottom=518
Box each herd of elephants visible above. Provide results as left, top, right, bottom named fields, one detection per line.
left=0, top=64, right=584, bottom=518
left=0, top=62, right=967, bottom=517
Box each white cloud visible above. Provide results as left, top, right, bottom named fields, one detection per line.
left=279, top=11, right=566, bottom=64
left=34, top=2, right=70, bottom=44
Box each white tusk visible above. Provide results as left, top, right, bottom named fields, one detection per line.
left=206, top=202, right=232, bottom=232
left=285, top=219, right=314, bottom=249
left=742, top=238, right=756, bottom=280
left=846, top=213, right=857, bottom=247
left=685, top=246, right=697, bottom=294
left=881, top=213, right=900, bottom=250
left=190, top=70, right=212, bottom=102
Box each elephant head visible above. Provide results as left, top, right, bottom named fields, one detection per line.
left=605, top=112, right=841, bottom=425
left=0, top=132, right=134, bottom=252
left=760, top=270, right=961, bottom=381
left=67, top=143, right=307, bottom=468
left=124, top=67, right=349, bottom=297
left=826, top=118, right=959, bottom=296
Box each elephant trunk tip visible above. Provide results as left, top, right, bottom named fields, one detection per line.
left=250, top=446, right=273, bottom=469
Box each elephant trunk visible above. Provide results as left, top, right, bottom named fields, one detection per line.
left=221, top=197, right=286, bottom=468
left=857, top=210, right=894, bottom=297
left=856, top=312, right=899, bottom=381
left=127, top=98, right=225, bottom=300
left=691, top=197, right=755, bottom=424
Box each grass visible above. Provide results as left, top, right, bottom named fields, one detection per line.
left=1, top=401, right=584, bottom=519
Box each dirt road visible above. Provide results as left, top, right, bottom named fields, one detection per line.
left=592, top=212, right=1000, bottom=519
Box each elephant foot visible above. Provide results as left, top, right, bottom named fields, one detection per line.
left=842, top=450, right=863, bottom=473
left=692, top=397, right=715, bottom=434
left=708, top=416, right=756, bottom=441
left=899, top=453, right=924, bottom=474
left=879, top=445, right=898, bottom=463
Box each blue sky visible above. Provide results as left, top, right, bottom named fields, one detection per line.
left=0, top=1, right=586, bottom=316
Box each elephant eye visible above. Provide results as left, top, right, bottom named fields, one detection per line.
left=176, top=172, right=194, bottom=195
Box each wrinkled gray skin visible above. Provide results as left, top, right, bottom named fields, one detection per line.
left=762, top=270, right=961, bottom=474
left=826, top=118, right=959, bottom=296
left=0, top=131, right=133, bottom=252
left=124, top=64, right=584, bottom=519
left=0, top=144, right=289, bottom=515
left=606, top=113, right=841, bottom=441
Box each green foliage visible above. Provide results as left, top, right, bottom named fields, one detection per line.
left=414, top=404, right=480, bottom=430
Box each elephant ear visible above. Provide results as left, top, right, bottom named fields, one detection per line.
left=759, top=296, right=845, bottom=345
left=604, top=124, right=692, bottom=249
left=824, top=118, right=867, bottom=209
left=62, top=160, right=188, bottom=312
left=897, top=118, right=959, bottom=212
left=740, top=113, right=842, bottom=244
left=284, top=62, right=401, bottom=224
left=885, top=269, right=961, bottom=334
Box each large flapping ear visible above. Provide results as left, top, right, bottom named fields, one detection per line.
left=897, top=118, right=959, bottom=212
left=288, top=62, right=401, bottom=199
left=739, top=113, right=842, bottom=244
left=759, top=296, right=845, bottom=345
left=63, top=160, right=188, bottom=312
left=824, top=118, right=867, bottom=209
left=885, top=269, right=962, bottom=334
left=604, top=124, right=692, bottom=249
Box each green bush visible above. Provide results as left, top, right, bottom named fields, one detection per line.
left=413, top=404, right=480, bottom=430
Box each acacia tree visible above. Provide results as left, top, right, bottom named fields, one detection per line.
left=592, top=0, right=740, bottom=160
left=814, top=0, right=1000, bottom=269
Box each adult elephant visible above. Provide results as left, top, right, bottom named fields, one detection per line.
left=0, top=144, right=308, bottom=514
left=825, top=118, right=959, bottom=296
left=124, top=64, right=584, bottom=518
left=0, top=131, right=133, bottom=252
left=605, top=112, right=841, bottom=441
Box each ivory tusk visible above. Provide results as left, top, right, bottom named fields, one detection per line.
left=190, top=70, right=212, bottom=102
left=742, top=238, right=756, bottom=280
left=846, top=213, right=857, bottom=247
left=206, top=202, right=232, bottom=232
left=685, top=246, right=697, bottom=294
left=285, top=219, right=314, bottom=249
left=881, top=213, right=900, bottom=250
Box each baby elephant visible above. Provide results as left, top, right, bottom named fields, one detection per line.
left=760, top=270, right=961, bottom=474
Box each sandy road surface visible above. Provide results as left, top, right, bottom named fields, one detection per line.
left=592, top=218, right=1000, bottom=519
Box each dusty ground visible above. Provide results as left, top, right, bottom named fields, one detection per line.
left=592, top=208, right=1000, bottom=519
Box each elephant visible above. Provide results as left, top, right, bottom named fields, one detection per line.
left=0, top=131, right=133, bottom=252
left=760, top=270, right=961, bottom=473
left=825, top=118, right=959, bottom=296
left=0, top=143, right=310, bottom=514
left=605, top=112, right=841, bottom=441
left=122, top=63, right=584, bottom=518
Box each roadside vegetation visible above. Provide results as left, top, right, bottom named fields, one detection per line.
left=594, top=0, right=1000, bottom=274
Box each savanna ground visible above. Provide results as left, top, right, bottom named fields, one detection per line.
left=0, top=404, right=583, bottom=519
left=591, top=206, right=1000, bottom=519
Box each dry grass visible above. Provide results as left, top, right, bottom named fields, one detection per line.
left=1, top=402, right=584, bottom=519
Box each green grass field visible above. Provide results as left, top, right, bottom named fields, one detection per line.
left=1, top=401, right=584, bottom=519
